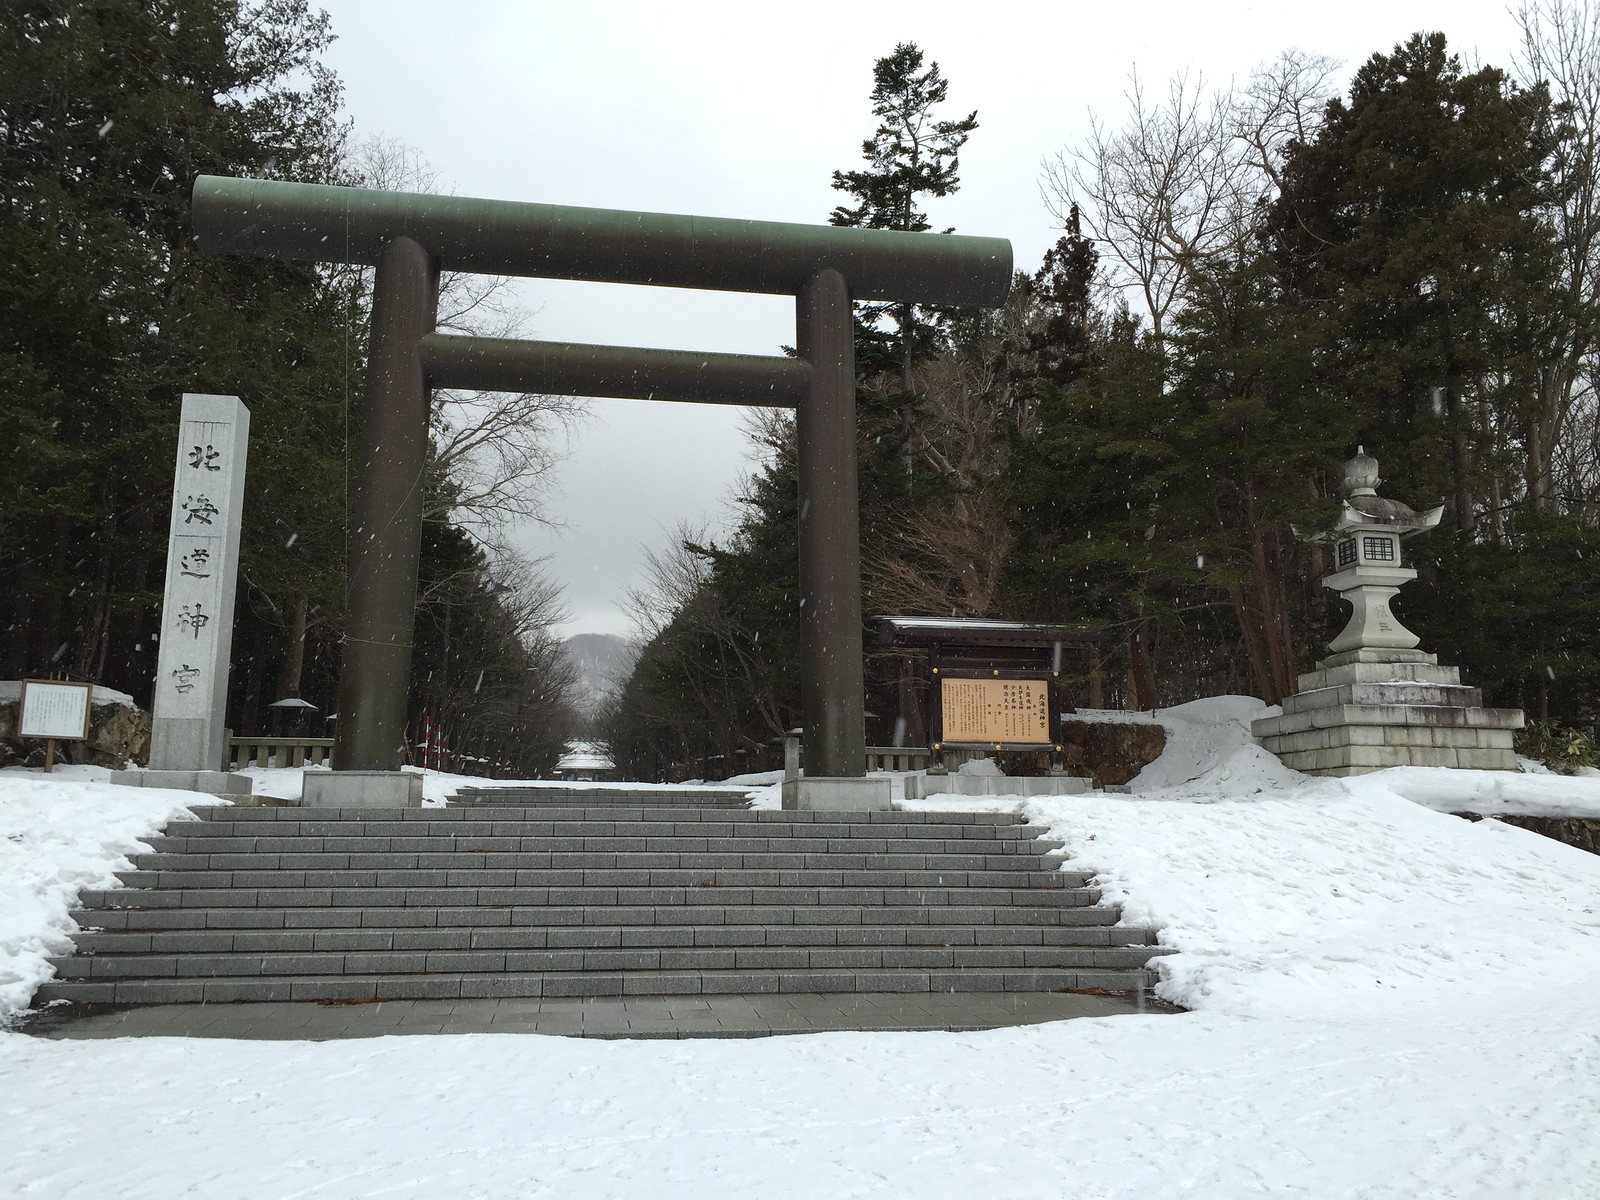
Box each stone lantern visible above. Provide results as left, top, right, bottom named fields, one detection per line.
left=1252, top=448, right=1523, bottom=776
left=1324, top=447, right=1442, bottom=654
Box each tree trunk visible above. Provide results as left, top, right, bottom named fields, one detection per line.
left=898, top=300, right=916, bottom=486
left=1447, top=386, right=1476, bottom=532
left=1244, top=485, right=1294, bottom=702
left=7, top=557, right=32, bottom=677
left=1527, top=382, right=1548, bottom=509
left=1127, top=625, right=1159, bottom=711
left=1228, top=583, right=1278, bottom=704
left=896, top=651, right=925, bottom=748
left=276, top=592, right=310, bottom=699
left=240, top=653, right=263, bottom=738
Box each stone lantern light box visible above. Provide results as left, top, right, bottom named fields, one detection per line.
left=1324, top=447, right=1442, bottom=654
left=1252, top=448, right=1523, bottom=776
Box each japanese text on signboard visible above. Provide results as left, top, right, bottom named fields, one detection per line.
left=939, top=677, right=1050, bottom=745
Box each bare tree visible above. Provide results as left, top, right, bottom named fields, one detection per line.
left=1042, top=72, right=1248, bottom=343
left=346, top=137, right=588, bottom=543
left=1233, top=50, right=1340, bottom=196
left=1516, top=1, right=1600, bottom=511
left=1043, top=54, right=1335, bottom=341
left=865, top=344, right=1016, bottom=618
left=622, top=523, right=792, bottom=746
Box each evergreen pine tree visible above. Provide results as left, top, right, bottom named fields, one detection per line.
left=830, top=42, right=979, bottom=389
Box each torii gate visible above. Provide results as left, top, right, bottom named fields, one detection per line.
left=191, top=176, right=1011, bottom=804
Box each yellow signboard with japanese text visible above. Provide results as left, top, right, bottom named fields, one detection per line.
left=939, top=677, right=1051, bottom=745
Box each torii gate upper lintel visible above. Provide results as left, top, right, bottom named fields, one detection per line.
left=191, top=175, right=1012, bottom=782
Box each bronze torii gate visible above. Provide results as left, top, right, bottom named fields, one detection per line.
left=192, top=176, right=1011, bottom=786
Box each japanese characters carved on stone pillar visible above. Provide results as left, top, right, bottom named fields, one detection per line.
left=148, top=394, right=250, bottom=771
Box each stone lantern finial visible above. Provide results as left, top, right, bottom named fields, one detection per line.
left=1343, top=446, right=1381, bottom=497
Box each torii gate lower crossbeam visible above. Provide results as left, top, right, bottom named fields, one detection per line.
left=190, top=176, right=1012, bottom=795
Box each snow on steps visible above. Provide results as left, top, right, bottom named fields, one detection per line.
left=34, top=802, right=1166, bottom=1006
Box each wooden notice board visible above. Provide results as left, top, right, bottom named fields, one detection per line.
left=18, top=679, right=93, bottom=773
left=939, top=677, right=1051, bottom=746
left=19, top=679, right=92, bottom=740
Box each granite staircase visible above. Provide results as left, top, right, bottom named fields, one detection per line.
left=35, top=803, right=1166, bottom=1007
left=450, top=786, right=755, bottom=810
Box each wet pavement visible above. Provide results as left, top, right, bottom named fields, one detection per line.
left=22, top=989, right=1175, bottom=1040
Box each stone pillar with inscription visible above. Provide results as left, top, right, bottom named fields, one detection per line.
left=115, top=394, right=252, bottom=796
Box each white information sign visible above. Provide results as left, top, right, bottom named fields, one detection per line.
left=19, top=679, right=93, bottom=740
left=149, top=394, right=250, bottom=770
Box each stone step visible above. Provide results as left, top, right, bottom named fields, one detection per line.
left=455, top=803, right=758, bottom=812
left=42, top=803, right=1166, bottom=1016
left=69, top=923, right=1157, bottom=956
left=77, top=883, right=1100, bottom=911
left=112, top=866, right=1083, bottom=891
left=186, top=806, right=1024, bottom=825
left=129, top=850, right=1066, bottom=872
left=142, top=834, right=1050, bottom=858
left=451, top=790, right=755, bottom=807
left=71, top=902, right=1123, bottom=931
left=50, top=943, right=1169, bottom=980
left=167, top=820, right=1038, bottom=841
left=162, top=825, right=1036, bottom=844
left=162, top=825, right=1043, bottom=844
left=34, top=964, right=1161, bottom=1006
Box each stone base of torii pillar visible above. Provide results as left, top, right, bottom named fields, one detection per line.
left=1252, top=448, right=1523, bottom=776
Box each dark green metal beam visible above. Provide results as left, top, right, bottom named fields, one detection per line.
left=420, top=335, right=810, bottom=407
left=192, top=176, right=1012, bottom=307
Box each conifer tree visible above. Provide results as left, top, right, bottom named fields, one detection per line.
left=0, top=0, right=351, bottom=702
left=830, top=42, right=978, bottom=389
left=1269, top=32, right=1564, bottom=533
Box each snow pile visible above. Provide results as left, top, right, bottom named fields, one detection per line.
left=0, top=776, right=198, bottom=1021
left=240, top=765, right=770, bottom=808
left=1129, top=695, right=1302, bottom=794
left=903, top=696, right=1600, bottom=1015
left=1032, top=781, right=1600, bottom=1015
left=240, top=764, right=532, bottom=808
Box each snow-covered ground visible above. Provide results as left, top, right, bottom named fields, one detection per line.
left=243, top=763, right=772, bottom=807
left=3, top=698, right=1599, bottom=1198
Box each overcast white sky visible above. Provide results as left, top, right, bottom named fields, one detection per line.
left=315, top=0, right=1526, bottom=638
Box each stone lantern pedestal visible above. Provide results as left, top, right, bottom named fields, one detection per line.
left=1252, top=449, right=1523, bottom=776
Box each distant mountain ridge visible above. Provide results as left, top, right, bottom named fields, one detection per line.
left=562, top=633, right=639, bottom=715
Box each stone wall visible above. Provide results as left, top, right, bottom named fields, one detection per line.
left=1455, top=811, right=1600, bottom=858
left=1056, top=719, right=1167, bottom=787
left=0, top=697, right=152, bottom=769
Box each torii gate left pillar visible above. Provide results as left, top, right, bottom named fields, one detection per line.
left=191, top=176, right=1012, bottom=806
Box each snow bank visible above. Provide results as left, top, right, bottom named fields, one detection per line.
left=1379, top=764, right=1600, bottom=819
left=901, top=695, right=1600, bottom=1017
left=1030, top=781, right=1600, bottom=1015
left=0, top=776, right=198, bottom=1021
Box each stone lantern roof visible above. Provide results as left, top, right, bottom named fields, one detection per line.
left=1335, top=447, right=1443, bottom=535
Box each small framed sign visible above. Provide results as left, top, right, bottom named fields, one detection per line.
left=19, top=679, right=93, bottom=772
